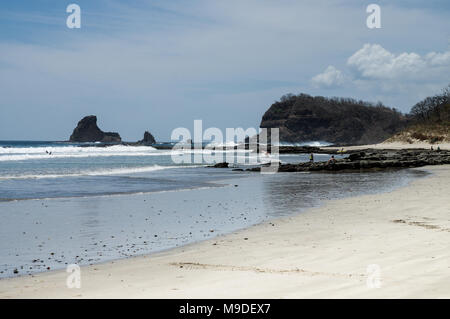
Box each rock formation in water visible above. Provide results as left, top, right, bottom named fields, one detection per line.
left=137, top=131, right=156, bottom=145
left=69, top=115, right=121, bottom=142
left=259, top=93, right=409, bottom=145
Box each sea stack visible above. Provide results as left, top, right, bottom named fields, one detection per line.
left=69, top=115, right=121, bottom=142
left=138, top=131, right=156, bottom=145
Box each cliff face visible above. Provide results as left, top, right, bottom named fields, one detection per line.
left=260, top=94, right=409, bottom=145
left=69, top=116, right=121, bottom=142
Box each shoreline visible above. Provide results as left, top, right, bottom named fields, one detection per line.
left=0, top=168, right=418, bottom=280
left=1, top=165, right=449, bottom=298
left=0, top=168, right=422, bottom=280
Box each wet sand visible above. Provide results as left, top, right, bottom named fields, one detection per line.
left=0, top=165, right=449, bottom=298
left=0, top=168, right=418, bottom=279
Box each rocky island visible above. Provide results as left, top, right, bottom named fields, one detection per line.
left=69, top=115, right=121, bottom=143
left=137, top=131, right=156, bottom=145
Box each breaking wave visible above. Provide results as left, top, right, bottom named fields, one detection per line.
left=0, top=165, right=185, bottom=180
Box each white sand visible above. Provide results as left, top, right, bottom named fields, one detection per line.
left=1, top=165, right=449, bottom=298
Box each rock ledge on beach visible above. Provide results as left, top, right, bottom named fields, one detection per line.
left=245, top=149, right=450, bottom=172
left=208, top=162, right=229, bottom=168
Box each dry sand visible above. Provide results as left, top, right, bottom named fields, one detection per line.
left=1, top=165, right=449, bottom=298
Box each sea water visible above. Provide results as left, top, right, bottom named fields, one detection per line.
left=0, top=141, right=427, bottom=278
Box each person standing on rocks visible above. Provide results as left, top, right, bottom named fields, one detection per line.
left=327, top=155, right=336, bottom=165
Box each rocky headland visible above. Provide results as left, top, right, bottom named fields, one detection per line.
left=259, top=93, right=409, bottom=145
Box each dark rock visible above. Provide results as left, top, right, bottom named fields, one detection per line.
left=69, top=116, right=121, bottom=143
left=259, top=93, right=409, bottom=145
left=269, top=149, right=450, bottom=173
left=278, top=146, right=334, bottom=154
left=150, top=143, right=339, bottom=154
left=138, top=131, right=156, bottom=145
left=208, top=162, right=229, bottom=168
left=348, top=152, right=366, bottom=161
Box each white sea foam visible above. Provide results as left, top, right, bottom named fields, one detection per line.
left=205, top=141, right=240, bottom=148
left=0, top=153, right=168, bottom=161
left=0, top=145, right=252, bottom=161
left=0, top=145, right=156, bottom=155
left=276, top=141, right=333, bottom=147
left=0, top=165, right=188, bottom=180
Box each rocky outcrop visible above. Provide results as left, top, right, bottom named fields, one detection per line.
left=138, top=131, right=156, bottom=145
left=207, top=162, right=229, bottom=168
left=69, top=116, right=121, bottom=143
left=246, top=149, right=450, bottom=172
left=260, top=94, right=409, bottom=145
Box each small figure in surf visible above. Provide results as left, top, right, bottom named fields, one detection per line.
left=309, top=153, right=314, bottom=163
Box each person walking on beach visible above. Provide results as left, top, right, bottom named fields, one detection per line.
left=309, top=153, right=314, bottom=163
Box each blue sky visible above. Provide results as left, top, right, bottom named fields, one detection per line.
left=1, top=0, right=449, bottom=141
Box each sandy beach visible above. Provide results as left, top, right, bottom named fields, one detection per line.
left=0, top=164, right=449, bottom=298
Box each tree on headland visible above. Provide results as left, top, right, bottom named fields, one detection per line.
left=386, top=84, right=450, bottom=143
left=260, top=92, right=407, bottom=145
left=410, top=84, right=450, bottom=124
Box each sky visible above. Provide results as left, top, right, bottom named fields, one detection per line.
left=0, top=0, right=449, bottom=141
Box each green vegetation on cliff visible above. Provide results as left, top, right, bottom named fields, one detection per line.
left=260, top=93, right=408, bottom=145
left=387, top=85, right=449, bottom=143
left=260, top=84, right=449, bottom=145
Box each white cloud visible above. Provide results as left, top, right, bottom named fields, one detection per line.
left=311, top=43, right=450, bottom=90
left=311, top=66, right=345, bottom=88
left=1, top=1, right=449, bottom=139
left=426, top=51, right=450, bottom=66
left=347, top=43, right=450, bottom=80
left=309, top=43, right=450, bottom=110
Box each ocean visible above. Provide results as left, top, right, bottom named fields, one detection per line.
left=0, top=141, right=427, bottom=278
left=0, top=140, right=339, bottom=201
